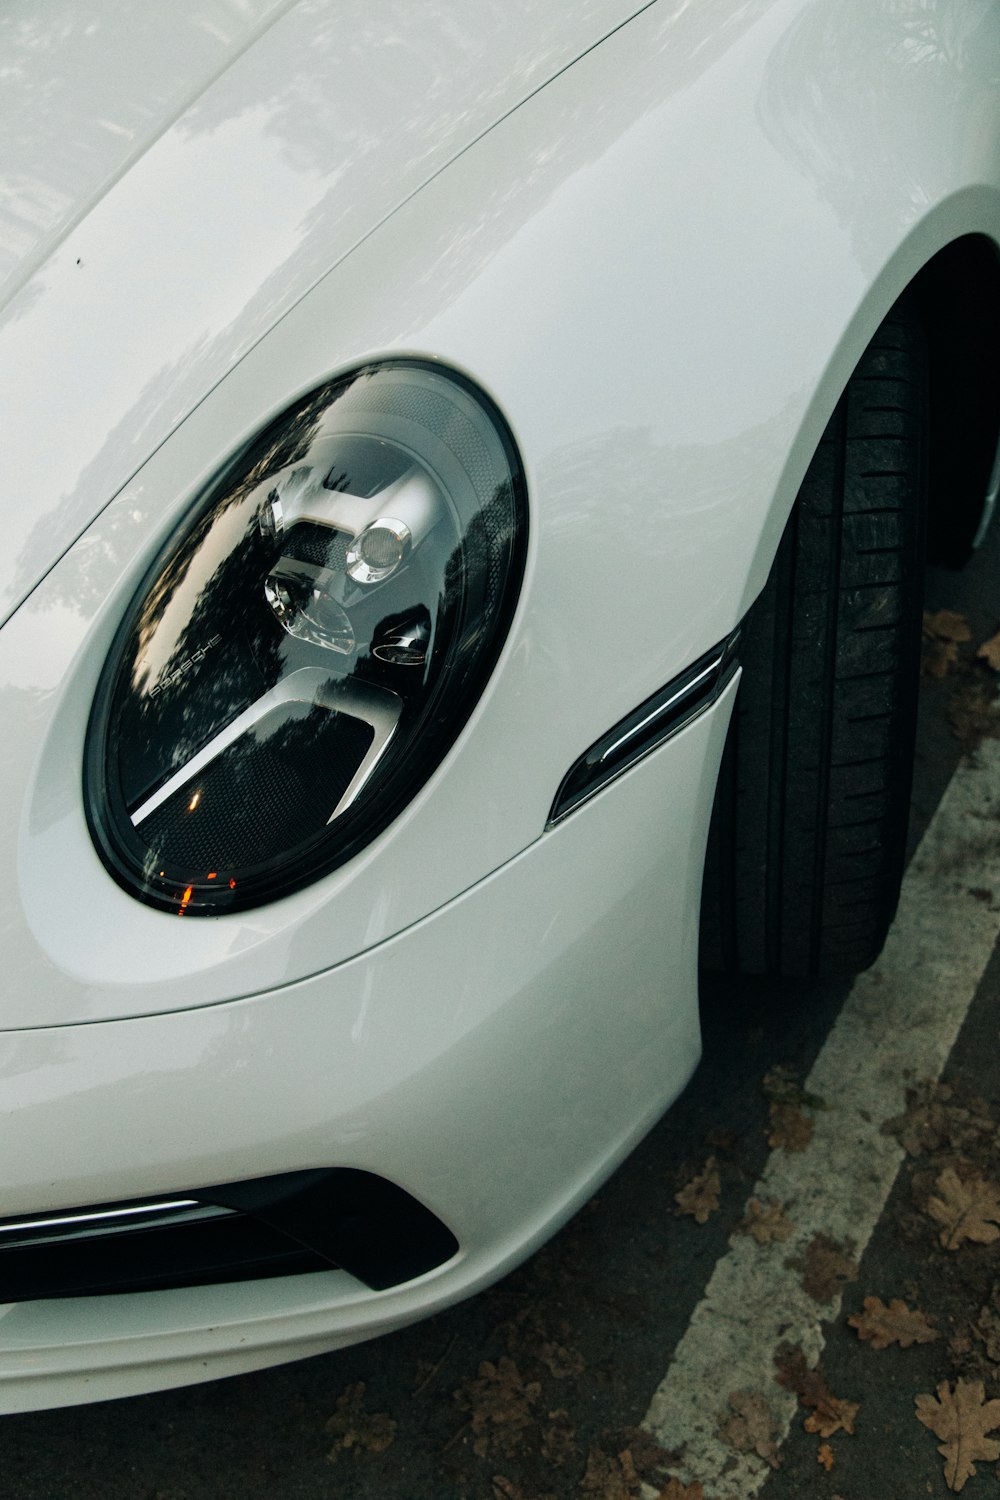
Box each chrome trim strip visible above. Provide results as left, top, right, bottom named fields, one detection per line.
left=972, top=430, right=1000, bottom=550
left=131, top=668, right=402, bottom=828
left=598, top=658, right=721, bottom=766
left=0, top=1199, right=210, bottom=1239
left=324, top=680, right=402, bottom=821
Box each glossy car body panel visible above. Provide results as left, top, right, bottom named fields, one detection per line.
left=0, top=0, right=652, bottom=626
left=0, top=0, right=289, bottom=303
left=0, top=685, right=728, bottom=1410
left=2, top=0, right=997, bottom=1028
left=1, top=0, right=998, bottom=1408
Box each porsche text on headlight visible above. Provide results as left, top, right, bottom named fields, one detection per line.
left=85, top=362, right=527, bottom=915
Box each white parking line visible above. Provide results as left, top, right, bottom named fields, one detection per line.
left=642, top=737, right=1000, bottom=1495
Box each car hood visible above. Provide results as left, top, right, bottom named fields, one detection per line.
left=0, top=0, right=644, bottom=628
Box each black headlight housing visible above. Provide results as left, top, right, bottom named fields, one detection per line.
left=85, top=362, right=527, bottom=915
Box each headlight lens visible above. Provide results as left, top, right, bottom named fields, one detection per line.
left=85, top=362, right=527, bottom=915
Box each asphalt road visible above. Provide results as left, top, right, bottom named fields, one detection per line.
left=3, top=527, right=1000, bottom=1500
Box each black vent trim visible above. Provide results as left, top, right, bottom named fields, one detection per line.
left=0, top=1168, right=458, bottom=1302
left=548, top=630, right=741, bottom=824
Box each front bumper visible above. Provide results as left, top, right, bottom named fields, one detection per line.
left=0, top=677, right=735, bottom=1412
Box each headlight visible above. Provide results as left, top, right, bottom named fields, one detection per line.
left=85, top=362, right=527, bottom=915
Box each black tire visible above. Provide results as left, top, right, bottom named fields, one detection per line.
left=701, top=298, right=927, bottom=979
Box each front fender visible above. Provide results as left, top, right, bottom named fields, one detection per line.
left=2, top=0, right=998, bottom=1023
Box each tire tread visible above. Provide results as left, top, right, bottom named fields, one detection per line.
left=702, top=300, right=926, bottom=978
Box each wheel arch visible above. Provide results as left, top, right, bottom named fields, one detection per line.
left=740, top=210, right=1000, bottom=621
left=911, top=233, right=1000, bottom=565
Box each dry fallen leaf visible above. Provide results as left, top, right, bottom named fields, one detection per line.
left=674, top=1157, right=721, bottom=1224
left=848, top=1295, right=941, bottom=1350
left=915, top=1378, right=1000, bottom=1492
left=922, top=610, right=971, bottom=678
left=775, top=1346, right=858, bottom=1438
left=803, top=1395, right=859, bottom=1439
left=947, top=673, right=1000, bottom=750
left=762, top=1064, right=826, bottom=1111
left=881, top=1080, right=992, bottom=1157
left=657, top=1481, right=705, bottom=1500
left=817, top=1443, right=835, bottom=1472
left=977, top=630, right=1000, bottom=672
left=975, top=1284, right=1000, bottom=1362
left=539, top=1340, right=585, bottom=1379
left=740, top=1197, right=794, bottom=1245
left=454, top=1357, right=541, bottom=1459
left=923, top=636, right=960, bottom=678
left=926, top=1167, right=1000, bottom=1251
left=925, top=609, right=972, bottom=643
left=325, top=1382, right=397, bottom=1462
left=767, top=1102, right=814, bottom=1152
left=579, top=1445, right=643, bottom=1499
left=775, top=1345, right=825, bottom=1404
left=793, top=1234, right=859, bottom=1304
left=540, top=1408, right=576, bottom=1466
left=718, top=1389, right=781, bottom=1468
left=598, top=1426, right=675, bottom=1487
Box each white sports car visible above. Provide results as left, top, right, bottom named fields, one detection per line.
left=1, top=0, right=998, bottom=1411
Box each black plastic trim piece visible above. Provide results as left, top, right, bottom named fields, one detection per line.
left=548, top=631, right=741, bottom=825
left=0, top=1168, right=459, bottom=1302
left=202, top=1168, right=459, bottom=1292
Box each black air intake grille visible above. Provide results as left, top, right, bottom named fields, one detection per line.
left=0, top=1168, right=458, bottom=1302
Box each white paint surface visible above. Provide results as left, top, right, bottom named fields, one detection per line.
left=643, top=738, right=1000, bottom=1495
